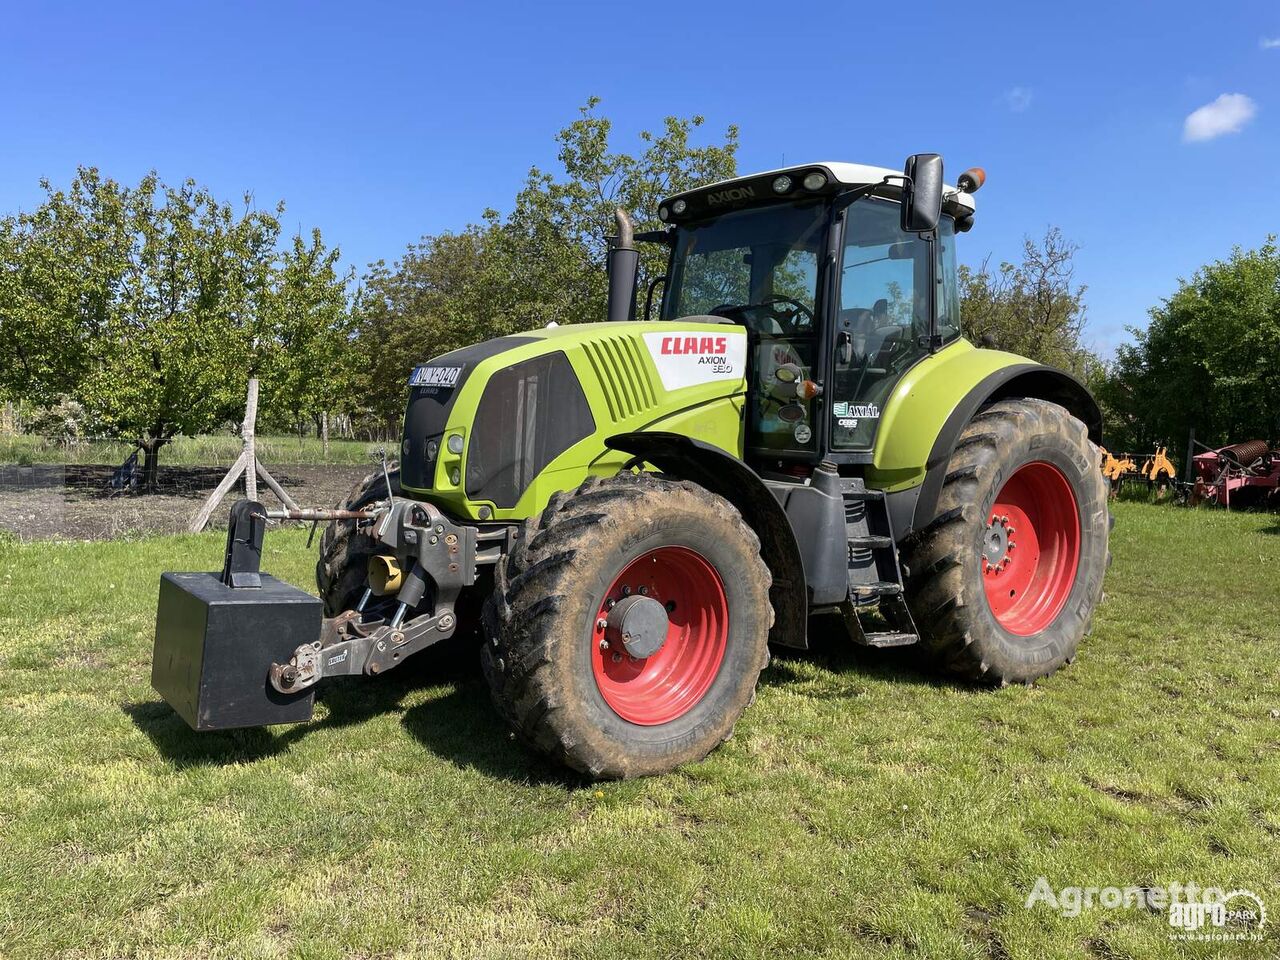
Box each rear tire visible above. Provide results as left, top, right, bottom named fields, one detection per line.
left=481, top=473, right=774, bottom=779
left=315, top=466, right=400, bottom=616
left=901, top=399, right=1109, bottom=684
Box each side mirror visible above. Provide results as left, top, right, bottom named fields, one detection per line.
left=837, top=331, right=854, bottom=365
left=900, top=154, right=943, bottom=234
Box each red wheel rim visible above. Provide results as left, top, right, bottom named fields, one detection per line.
left=982, top=461, right=1081, bottom=636
left=591, top=546, right=729, bottom=725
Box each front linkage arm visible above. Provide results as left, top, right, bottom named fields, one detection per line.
left=269, top=499, right=485, bottom=695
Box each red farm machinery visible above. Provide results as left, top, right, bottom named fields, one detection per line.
left=1190, top=440, right=1280, bottom=509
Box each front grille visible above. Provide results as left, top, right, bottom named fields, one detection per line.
left=464, top=351, right=595, bottom=508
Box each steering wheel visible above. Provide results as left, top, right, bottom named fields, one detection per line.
left=761, top=295, right=814, bottom=334
left=711, top=297, right=814, bottom=335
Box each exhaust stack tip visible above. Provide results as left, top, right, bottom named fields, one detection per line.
left=613, top=208, right=635, bottom=249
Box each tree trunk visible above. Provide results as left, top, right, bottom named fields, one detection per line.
left=321, top=410, right=330, bottom=458
left=140, top=435, right=168, bottom=490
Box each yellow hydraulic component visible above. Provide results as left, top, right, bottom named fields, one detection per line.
left=1099, top=447, right=1135, bottom=483
left=368, top=555, right=404, bottom=596
left=1142, top=446, right=1177, bottom=482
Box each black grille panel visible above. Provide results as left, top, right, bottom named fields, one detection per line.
left=400, top=335, right=534, bottom=490
left=465, top=351, right=595, bottom=508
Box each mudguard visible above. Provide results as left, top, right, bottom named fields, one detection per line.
left=864, top=340, right=1101, bottom=537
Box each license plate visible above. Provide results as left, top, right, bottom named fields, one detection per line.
left=409, top=365, right=463, bottom=388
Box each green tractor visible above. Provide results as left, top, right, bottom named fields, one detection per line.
left=152, top=155, right=1109, bottom=778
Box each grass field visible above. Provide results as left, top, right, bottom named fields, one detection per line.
left=1, top=502, right=1277, bottom=958
left=0, top=434, right=383, bottom=467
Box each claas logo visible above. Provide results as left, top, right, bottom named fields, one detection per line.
left=660, top=336, right=729, bottom=356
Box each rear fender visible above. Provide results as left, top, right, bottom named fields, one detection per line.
left=604, top=432, right=809, bottom=649
left=907, top=364, right=1102, bottom=535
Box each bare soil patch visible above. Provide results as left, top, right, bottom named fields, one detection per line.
left=0, top=463, right=369, bottom=541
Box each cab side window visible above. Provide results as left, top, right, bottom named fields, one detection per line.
left=830, top=199, right=932, bottom=450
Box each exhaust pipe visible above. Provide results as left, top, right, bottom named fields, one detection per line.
left=606, top=208, right=638, bottom=322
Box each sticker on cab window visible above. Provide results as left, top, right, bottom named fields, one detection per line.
left=410, top=365, right=463, bottom=388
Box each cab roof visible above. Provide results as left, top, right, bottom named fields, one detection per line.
left=659, top=161, right=977, bottom=225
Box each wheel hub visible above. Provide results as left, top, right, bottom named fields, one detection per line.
left=605, top=594, right=670, bottom=659
left=983, top=515, right=1014, bottom=572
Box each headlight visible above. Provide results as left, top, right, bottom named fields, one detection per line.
left=658, top=206, right=669, bottom=221
left=672, top=199, right=687, bottom=215
left=447, top=433, right=464, bottom=455
left=772, top=175, right=793, bottom=193
left=426, top=440, right=439, bottom=460
left=803, top=172, right=828, bottom=191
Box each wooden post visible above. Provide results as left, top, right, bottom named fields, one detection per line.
left=189, top=378, right=305, bottom=532
left=256, top=460, right=302, bottom=512
left=188, top=450, right=248, bottom=532
left=1184, top=426, right=1196, bottom=483
left=243, top=379, right=258, bottom=502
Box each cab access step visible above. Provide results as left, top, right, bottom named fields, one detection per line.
left=770, top=462, right=919, bottom=649
left=841, top=477, right=920, bottom=647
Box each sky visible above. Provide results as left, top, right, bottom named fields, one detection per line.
left=2, top=1, right=1278, bottom=357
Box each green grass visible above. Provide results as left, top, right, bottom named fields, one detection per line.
left=0, top=433, right=384, bottom=467
left=1, top=502, right=1277, bottom=958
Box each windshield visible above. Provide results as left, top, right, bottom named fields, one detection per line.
left=662, top=202, right=826, bottom=333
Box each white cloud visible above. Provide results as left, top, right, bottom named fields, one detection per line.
left=1003, top=86, right=1033, bottom=112
left=1261, top=37, right=1280, bottom=49
left=1182, top=93, right=1257, bottom=142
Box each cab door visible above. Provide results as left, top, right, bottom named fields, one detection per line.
left=827, top=198, right=936, bottom=454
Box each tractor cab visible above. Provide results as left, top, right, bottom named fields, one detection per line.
left=647, top=159, right=979, bottom=468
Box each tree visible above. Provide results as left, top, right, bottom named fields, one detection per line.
left=352, top=228, right=489, bottom=433
left=959, top=227, right=1094, bottom=376
left=1098, top=238, right=1280, bottom=451
left=350, top=100, right=740, bottom=425
left=480, top=98, right=740, bottom=329
left=258, top=229, right=356, bottom=438
left=0, top=167, right=351, bottom=485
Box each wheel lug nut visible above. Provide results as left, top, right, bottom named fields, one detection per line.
left=611, top=652, right=622, bottom=663
left=605, top=598, right=616, bottom=610
left=639, top=586, right=649, bottom=595
left=621, top=585, right=631, bottom=596
left=596, top=618, right=608, bottom=630
left=599, top=639, right=609, bottom=651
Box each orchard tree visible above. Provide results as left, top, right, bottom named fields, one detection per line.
left=352, top=228, right=488, bottom=433
left=351, top=99, right=740, bottom=424
left=480, top=98, right=739, bottom=329
left=959, top=227, right=1095, bottom=376
left=0, top=167, right=351, bottom=486
left=259, top=229, right=356, bottom=439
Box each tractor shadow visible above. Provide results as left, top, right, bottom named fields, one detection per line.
left=126, top=614, right=958, bottom=781
left=123, top=636, right=581, bottom=787
left=760, top=611, right=963, bottom=692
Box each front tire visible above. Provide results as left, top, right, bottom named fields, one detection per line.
left=901, top=399, right=1109, bottom=684
left=316, top=466, right=400, bottom=616
left=482, top=474, right=774, bottom=779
